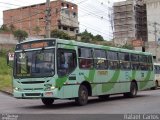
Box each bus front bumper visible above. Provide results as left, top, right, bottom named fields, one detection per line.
left=13, top=89, right=58, bottom=99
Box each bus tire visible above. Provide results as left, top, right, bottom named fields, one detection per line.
left=124, top=82, right=137, bottom=98
left=75, top=85, right=88, bottom=106
left=41, top=98, right=54, bottom=106
left=98, top=95, right=109, bottom=101
left=155, top=81, right=159, bottom=89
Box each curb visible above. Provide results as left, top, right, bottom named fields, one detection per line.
left=0, top=90, right=12, bottom=96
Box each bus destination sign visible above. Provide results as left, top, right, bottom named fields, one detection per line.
left=16, top=40, right=56, bottom=50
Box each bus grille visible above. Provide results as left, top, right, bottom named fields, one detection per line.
left=21, top=81, right=45, bottom=84
left=24, top=88, right=43, bottom=91
left=25, top=93, right=41, bottom=96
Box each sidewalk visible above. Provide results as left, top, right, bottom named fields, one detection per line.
left=0, top=89, right=12, bottom=96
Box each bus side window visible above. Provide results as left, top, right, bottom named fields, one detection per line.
left=78, top=47, right=94, bottom=69
left=57, top=49, right=77, bottom=76
left=131, top=54, right=139, bottom=70
left=107, top=51, right=119, bottom=70
left=94, top=49, right=107, bottom=69
left=119, top=52, right=130, bottom=70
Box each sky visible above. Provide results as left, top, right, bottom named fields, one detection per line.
left=0, top=0, right=124, bottom=40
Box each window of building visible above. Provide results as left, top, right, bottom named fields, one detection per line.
left=65, top=9, right=69, bottom=15
left=94, top=49, right=107, bottom=69
left=78, top=47, right=94, bottom=69
left=73, top=12, right=77, bottom=17
left=63, top=26, right=68, bottom=30
left=76, top=30, right=79, bottom=33
left=58, top=26, right=61, bottom=29
left=61, top=3, right=64, bottom=7
left=70, top=28, right=74, bottom=31
left=67, top=4, right=69, bottom=8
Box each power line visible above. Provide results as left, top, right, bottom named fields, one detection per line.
left=0, top=1, right=112, bottom=39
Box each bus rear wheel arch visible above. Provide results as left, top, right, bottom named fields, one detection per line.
left=41, top=98, right=54, bottom=106
left=156, top=80, right=159, bottom=88
left=124, top=81, right=138, bottom=98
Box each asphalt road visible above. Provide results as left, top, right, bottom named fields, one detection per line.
left=0, top=89, right=160, bottom=114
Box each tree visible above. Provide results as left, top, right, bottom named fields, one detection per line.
left=79, top=30, right=104, bottom=43
left=13, top=29, right=28, bottom=43
left=93, top=34, right=104, bottom=41
left=121, top=44, right=134, bottom=50
left=51, top=29, right=72, bottom=40
left=80, top=30, right=93, bottom=42
left=33, top=26, right=41, bottom=35
left=9, top=24, right=16, bottom=33
left=0, top=24, right=10, bottom=32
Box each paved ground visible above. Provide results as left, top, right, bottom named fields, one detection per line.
left=0, top=89, right=160, bottom=114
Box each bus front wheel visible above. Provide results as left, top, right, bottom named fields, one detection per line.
left=41, top=98, right=54, bottom=106
left=75, top=85, right=88, bottom=106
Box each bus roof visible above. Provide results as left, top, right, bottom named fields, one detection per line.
left=18, top=38, right=152, bottom=56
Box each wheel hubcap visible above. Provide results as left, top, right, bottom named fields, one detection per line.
left=81, top=90, right=87, bottom=103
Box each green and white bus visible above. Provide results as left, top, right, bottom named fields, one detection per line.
left=13, top=38, right=155, bottom=106
left=154, top=63, right=160, bottom=89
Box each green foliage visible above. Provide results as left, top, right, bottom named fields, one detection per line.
left=93, top=34, right=104, bottom=41
left=51, top=29, right=72, bottom=40
left=0, top=51, right=12, bottom=92
left=9, top=24, right=16, bottom=33
left=0, top=24, right=10, bottom=33
left=13, top=29, right=28, bottom=42
left=121, top=44, right=134, bottom=50
left=33, top=26, right=41, bottom=35
left=80, top=30, right=104, bottom=43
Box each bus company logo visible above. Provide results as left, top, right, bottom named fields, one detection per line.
left=1, top=114, right=19, bottom=120
left=124, top=114, right=160, bottom=120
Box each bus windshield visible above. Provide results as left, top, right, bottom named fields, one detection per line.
left=14, top=49, right=55, bottom=78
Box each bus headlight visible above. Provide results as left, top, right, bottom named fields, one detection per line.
left=14, top=87, right=22, bottom=91
left=50, top=86, right=55, bottom=90
left=14, top=87, right=18, bottom=91
left=44, top=86, right=55, bottom=91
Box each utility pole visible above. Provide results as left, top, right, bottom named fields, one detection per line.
left=154, top=22, right=158, bottom=62
left=45, top=0, right=51, bottom=38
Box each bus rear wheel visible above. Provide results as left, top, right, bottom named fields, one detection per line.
left=75, top=85, right=88, bottom=106
left=155, top=81, right=159, bottom=89
left=41, top=98, right=54, bottom=106
left=124, top=82, right=137, bottom=98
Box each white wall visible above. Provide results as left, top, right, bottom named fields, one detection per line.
left=0, top=33, right=17, bottom=44
left=146, top=0, right=160, bottom=42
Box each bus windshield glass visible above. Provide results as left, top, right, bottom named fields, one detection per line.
left=14, top=49, right=55, bottom=78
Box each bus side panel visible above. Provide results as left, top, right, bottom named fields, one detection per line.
left=138, top=70, right=154, bottom=90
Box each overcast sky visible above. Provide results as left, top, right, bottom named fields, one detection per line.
left=0, top=0, right=124, bottom=40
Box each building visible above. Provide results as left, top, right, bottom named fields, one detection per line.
left=144, top=0, right=160, bottom=62
left=3, top=0, right=79, bottom=37
left=113, top=0, right=147, bottom=46
left=0, top=33, right=17, bottom=50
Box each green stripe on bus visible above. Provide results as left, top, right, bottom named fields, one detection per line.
left=84, top=69, right=96, bottom=82
left=56, top=76, right=68, bottom=89
left=64, top=41, right=75, bottom=49
left=102, top=70, right=120, bottom=93
left=139, top=71, right=151, bottom=89
left=131, top=70, right=136, bottom=80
